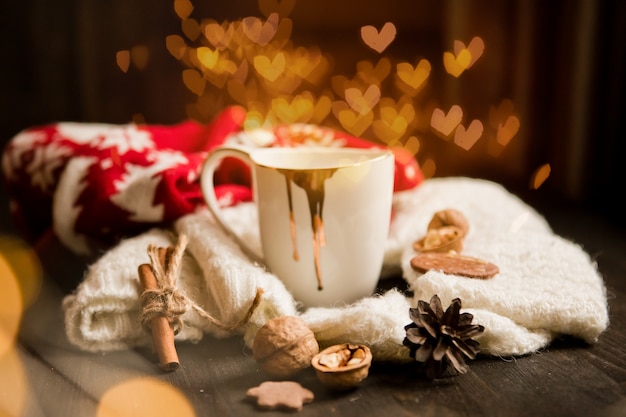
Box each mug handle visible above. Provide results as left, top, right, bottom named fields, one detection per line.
left=200, top=146, right=265, bottom=266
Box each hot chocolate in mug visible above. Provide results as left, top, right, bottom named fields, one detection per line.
left=201, top=146, right=395, bottom=307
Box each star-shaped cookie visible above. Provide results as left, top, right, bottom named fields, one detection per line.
left=247, top=381, right=314, bottom=411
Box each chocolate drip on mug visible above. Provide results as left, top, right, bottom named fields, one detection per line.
left=278, top=168, right=337, bottom=291
left=284, top=175, right=298, bottom=262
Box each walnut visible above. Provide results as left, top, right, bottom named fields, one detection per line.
left=427, top=209, right=469, bottom=235
left=311, top=343, right=373, bottom=390
left=413, top=209, right=469, bottom=253
left=252, top=316, right=319, bottom=379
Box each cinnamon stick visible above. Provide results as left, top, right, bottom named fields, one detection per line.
left=138, top=261, right=180, bottom=372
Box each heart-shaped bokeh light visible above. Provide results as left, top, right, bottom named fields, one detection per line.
left=332, top=101, right=374, bottom=137
left=357, top=58, right=392, bottom=85
left=115, top=2, right=525, bottom=181
left=242, top=13, right=279, bottom=46
left=454, top=119, right=484, bottom=151
left=443, top=48, right=471, bottom=78
left=454, top=36, right=484, bottom=69
left=360, top=22, right=397, bottom=53
left=345, top=84, right=381, bottom=115
left=430, top=105, right=463, bottom=137
left=253, top=52, right=286, bottom=82
left=396, top=59, right=431, bottom=96
left=373, top=98, right=415, bottom=144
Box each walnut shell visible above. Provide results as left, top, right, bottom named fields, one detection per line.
left=413, top=225, right=465, bottom=253
left=252, top=316, right=319, bottom=379
left=427, top=209, right=469, bottom=236
left=311, top=343, right=372, bottom=390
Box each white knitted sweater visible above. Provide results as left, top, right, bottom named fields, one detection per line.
left=63, top=177, right=609, bottom=360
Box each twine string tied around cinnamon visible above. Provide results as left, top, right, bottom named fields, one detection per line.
left=139, top=233, right=264, bottom=335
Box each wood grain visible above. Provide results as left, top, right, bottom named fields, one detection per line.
left=10, top=200, right=626, bottom=417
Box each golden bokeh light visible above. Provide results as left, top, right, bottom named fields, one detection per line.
left=116, top=46, right=149, bottom=73
left=0, top=235, right=43, bottom=310
left=489, top=99, right=521, bottom=147
left=530, top=163, right=551, bottom=190
left=489, top=98, right=515, bottom=126
left=395, top=59, right=431, bottom=96
left=360, top=22, right=397, bottom=53
left=0, top=245, right=26, bottom=416
left=181, top=18, right=202, bottom=41
left=403, top=136, right=421, bottom=157
left=130, top=45, right=149, bottom=70
left=496, top=115, right=521, bottom=146
left=242, top=13, right=280, bottom=46
left=0, top=346, right=27, bottom=417
left=114, top=1, right=524, bottom=173
left=97, top=377, right=196, bottom=417
left=420, top=158, right=437, bottom=179
left=455, top=36, right=484, bottom=69
left=443, top=36, right=485, bottom=77
left=331, top=74, right=364, bottom=99
left=196, top=46, right=220, bottom=70
left=443, top=48, right=471, bottom=78
left=332, top=101, right=373, bottom=138
left=453, top=120, right=484, bottom=151
left=204, top=20, right=234, bottom=50
left=253, top=51, right=286, bottom=82
left=0, top=249, right=23, bottom=358
left=431, top=105, right=463, bottom=138
left=373, top=97, right=415, bottom=145
left=244, top=109, right=273, bottom=131
left=272, top=93, right=316, bottom=124
left=116, top=50, right=130, bottom=73
left=174, top=0, right=194, bottom=20
left=166, top=34, right=187, bottom=59
left=345, top=84, right=380, bottom=115
left=357, top=58, right=391, bottom=85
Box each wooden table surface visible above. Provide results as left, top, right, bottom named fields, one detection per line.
left=4, top=191, right=626, bottom=417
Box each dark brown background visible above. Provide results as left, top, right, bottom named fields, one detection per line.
left=1, top=0, right=625, bottom=227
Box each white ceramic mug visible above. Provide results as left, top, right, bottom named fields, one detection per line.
left=201, top=146, right=395, bottom=307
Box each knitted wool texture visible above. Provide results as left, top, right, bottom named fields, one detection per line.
left=62, top=177, right=609, bottom=360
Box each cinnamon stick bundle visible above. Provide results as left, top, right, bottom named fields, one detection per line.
left=138, top=247, right=179, bottom=372
left=136, top=236, right=263, bottom=372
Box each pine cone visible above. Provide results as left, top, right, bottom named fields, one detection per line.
left=403, top=295, right=484, bottom=379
